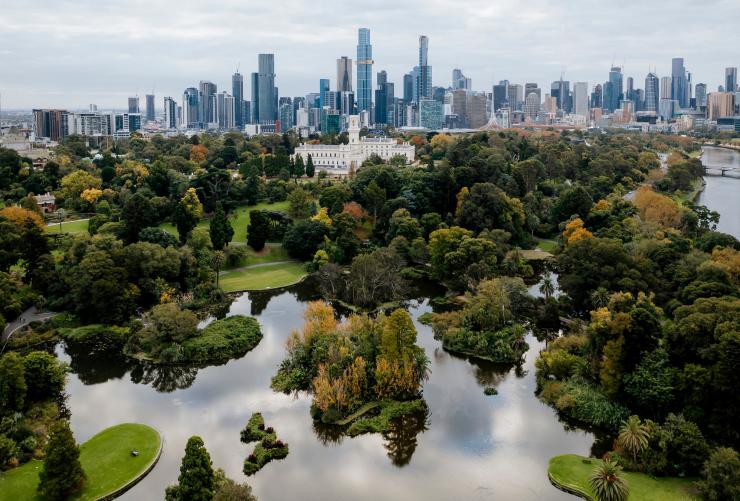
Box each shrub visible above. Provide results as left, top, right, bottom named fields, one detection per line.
left=541, top=378, right=630, bottom=430
left=698, top=447, right=740, bottom=501
left=180, top=316, right=262, bottom=365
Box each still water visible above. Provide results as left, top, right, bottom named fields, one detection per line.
left=697, top=146, right=740, bottom=239
left=59, top=279, right=593, bottom=501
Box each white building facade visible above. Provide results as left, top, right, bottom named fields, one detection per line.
left=293, top=115, right=415, bottom=173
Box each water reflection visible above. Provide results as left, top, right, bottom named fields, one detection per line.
left=698, top=147, right=740, bottom=239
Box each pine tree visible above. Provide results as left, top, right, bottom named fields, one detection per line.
left=38, top=421, right=86, bottom=500
left=306, top=154, right=315, bottom=178
left=209, top=202, right=234, bottom=250
left=247, top=210, right=269, bottom=251
left=294, top=155, right=305, bottom=180
left=175, top=436, right=215, bottom=501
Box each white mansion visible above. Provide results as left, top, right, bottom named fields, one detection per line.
left=293, top=116, right=415, bottom=174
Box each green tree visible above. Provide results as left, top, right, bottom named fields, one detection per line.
left=0, top=352, right=26, bottom=412
left=589, top=459, right=629, bottom=501
left=539, top=273, right=555, bottom=299
left=618, top=415, right=650, bottom=462
left=122, top=192, right=157, bottom=243
left=174, top=188, right=204, bottom=245
left=698, top=447, right=740, bottom=501
left=38, top=421, right=86, bottom=500
left=246, top=210, right=269, bottom=251
left=282, top=220, right=330, bottom=260
left=305, top=154, right=315, bottom=178
left=381, top=309, right=417, bottom=361
left=209, top=202, right=234, bottom=250
left=363, top=180, right=386, bottom=220
left=23, top=351, right=66, bottom=403
left=287, top=187, right=313, bottom=219
left=173, top=436, right=215, bottom=501
left=213, top=468, right=257, bottom=501
left=293, top=154, right=305, bottom=180
left=455, top=182, right=527, bottom=244
left=319, top=184, right=351, bottom=215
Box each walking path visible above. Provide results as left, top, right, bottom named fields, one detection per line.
left=218, top=260, right=295, bottom=275
left=1, top=306, right=58, bottom=352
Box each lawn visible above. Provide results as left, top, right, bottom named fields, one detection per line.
left=0, top=423, right=161, bottom=501
left=534, top=237, right=558, bottom=252
left=548, top=454, right=699, bottom=501
left=45, top=218, right=89, bottom=235
left=219, top=261, right=307, bottom=292
left=160, top=200, right=290, bottom=243
left=224, top=244, right=291, bottom=269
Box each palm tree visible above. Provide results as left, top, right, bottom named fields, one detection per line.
left=539, top=273, right=555, bottom=299
left=212, top=250, right=225, bottom=288
left=591, top=287, right=610, bottom=308
left=589, top=459, right=629, bottom=501
left=618, top=415, right=650, bottom=463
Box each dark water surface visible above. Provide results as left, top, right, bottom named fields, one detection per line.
left=59, top=279, right=593, bottom=501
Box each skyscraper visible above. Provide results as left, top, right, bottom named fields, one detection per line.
left=232, top=71, right=244, bottom=127
left=182, top=88, right=199, bottom=128
left=357, top=28, right=373, bottom=113
left=604, top=67, right=623, bottom=112
left=337, top=56, right=353, bottom=92
left=128, top=96, right=140, bottom=114
left=695, top=83, right=707, bottom=108
left=416, top=36, right=432, bottom=102
left=660, top=76, right=672, bottom=100
left=644, top=72, right=660, bottom=113
left=374, top=70, right=394, bottom=125
left=403, top=73, right=414, bottom=103
left=163, top=97, right=177, bottom=129
left=319, top=79, right=330, bottom=109
left=525, top=83, right=541, bottom=103
left=726, top=67, right=738, bottom=93
left=250, top=73, right=259, bottom=123
left=452, top=69, right=471, bottom=90
left=256, top=54, right=277, bottom=123
left=573, top=82, right=589, bottom=117
left=591, top=84, right=603, bottom=109
left=199, top=81, right=217, bottom=127
left=493, top=82, right=508, bottom=111
left=672, top=58, right=689, bottom=108
left=145, top=94, right=155, bottom=122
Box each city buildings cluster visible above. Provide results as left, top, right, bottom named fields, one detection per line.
left=30, top=29, right=740, bottom=142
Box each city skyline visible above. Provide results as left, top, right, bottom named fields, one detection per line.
left=1, top=0, right=738, bottom=109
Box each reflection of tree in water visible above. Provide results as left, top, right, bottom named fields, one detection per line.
left=381, top=406, right=429, bottom=467
left=63, top=341, right=130, bottom=385
left=312, top=420, right=345, bottom=445
left=248, top=279, right=322, bottom=316
left=248, top=289, right=285, bottom=316
left=129, top=363, right=199, bottom=392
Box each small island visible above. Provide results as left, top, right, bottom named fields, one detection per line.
left=125, top=305, right=262, bottom=365
left=271, top=301, right=429, bottom=436
left=240, top=413, right=289, bottom=476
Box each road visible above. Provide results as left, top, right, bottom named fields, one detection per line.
left=1, top=306, right=58, bottom=352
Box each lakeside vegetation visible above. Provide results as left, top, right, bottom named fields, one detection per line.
left=240, top=413, right=289, bottom=476
left=219, top=261, right=307, bottom=292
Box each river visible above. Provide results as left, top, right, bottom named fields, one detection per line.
left=56, top=147, right=740, bottom=501
left=697, top=146, right=740, bottom=239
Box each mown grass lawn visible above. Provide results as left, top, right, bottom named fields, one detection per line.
left=548, top=454, right=699, bottom=501
left=160, top=200, right=290, bottom=243
left=219, top=261, right=307, bottom=292
left=0, top=423, right=161, bottom=501
left=46, top=218, right=89, bottom=235
left=534, top=237, right=558, bottom=252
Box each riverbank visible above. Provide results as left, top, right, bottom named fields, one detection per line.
left=219, top=261, right=307, bottom=292
left=0, top=423, right=162, bottom=501
left=548, top=454, right=699, bottom=501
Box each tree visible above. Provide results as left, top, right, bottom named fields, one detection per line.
left=213, top=468, right=257, bottom=501
left=287, top=187, right=313, bottom=219
left=305, top=154, right=315, bottom=178
left=23, top=351, right=66, bottom=403
left=589, top=459, right=629, bottom=501
left=319, top=184, right=351, bottom=215
left=38, top=421, right=86, bottom=500
left=122, top=192, right=157, bottom=243
left=293, top=154, right=305, bottom=180
left=618, top=415, right=650, bottom=462
left=552, top=185, right=593, bottom=223
left=698, top=447, right=740, bottom=501
left=364, top=180, right=386, bottom=220
left=209, top=203, right=234, bottom=250
left=455, top=183, right=527, bottom=244
left=170, top=436, right=215, bottom=501
left=139, top=227, right=181, bottom=248
left=143, top=303, right=199, bottom=344
left=282, top=220, right=330, bottom=260
left=539, top=273, right=555, bottom=299
left=0, top=352, right=26, bottom=413
left=246, top=210, right=269, bottom=251
left=174, top=188, right=203, bottom=245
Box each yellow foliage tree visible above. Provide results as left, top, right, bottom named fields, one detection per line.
left=190, top=144, right=208, bottom=163
left=563, top=218, right=593, bottom=244
left=311, top=207, right=332, bottom=226
left=455, top=187, right=469, bottom=219
left=0, top=206, right=45, bottom=230
left=633, top=186, right=682, bottom=229
left=80, top=188, right=103, bottom=204
left=711, top=247, right=740, bottom=284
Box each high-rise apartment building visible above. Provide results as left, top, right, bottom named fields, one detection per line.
left=357, top=28, right=373, bottom=113
left=573, top=82, right=589, bottom=117
left=182, top=88, right=199, bottom=128
left=164, top=97, right=177, bottom=129
left=128, top=96, right=140, bottom=114
left=452, top=69, right=471, bottom=90
left=319, top=79, right=330, bottom=109
left=217, top=91, right=235, bottom=129
left=419, top=99, right=444, bottom=129
left=707, top=92, right=736, bottom=120
left=145, top=94, right=155, bottom=122
left=524, top=92, right=540, bottom=120
left=524, top=83, right=541, bottom=103
left=591, top=84, right=603, bottom=109
left=337, top=56, right=353, bottom=92
left=644, top=73, right=659, bottom=113
left=660, top=76, right=672, bottom=100
left=403, top=73, right=414, bottom=103
left=232, top=72, right=244, bottom=127
left=374, top=71, right=394, bottom=125
left=33, top=109, right=67, bottom=140
left=255, top=54, right=277, bottom=124
left=695, top=83, right=707, bottom=108
left=199, top=81, right=217, bottom=127
left=726, top=67, right=738, bottom=93
left=415, top=36, right=432, bottom=102
left=604, top=67, right=623, bottom=112
left=493, top=82, right=508, bottom=111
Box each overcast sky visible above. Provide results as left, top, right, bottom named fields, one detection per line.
left=1, top=0, right=738, bottom=109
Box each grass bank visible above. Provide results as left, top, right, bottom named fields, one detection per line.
left=160, top=200, right=289, bottom=243
left=548, top=454, right=698, bottom=501
left=46, top=218, right=89, bottom=235
left=0, top=423, right=162, bottom=501
left=219, top=261, right=307, bottom=292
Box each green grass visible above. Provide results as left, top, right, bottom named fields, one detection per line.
left=346, top=399, right=427, bottom=436
left=160, top=200, right=290, bottom=243
left=0, top=423, right=161, bottom=501
left=218, top=261, right=307, bottom=292
left=548, top=454, right=699, bottom=501
left=534, top=238, right=558, bottom=252
left=45, top=218, right=89, bottom=235
left=224, top=244, right=291, bottom=269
